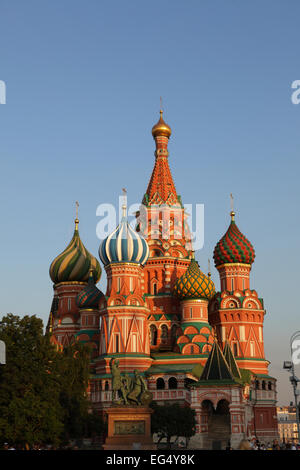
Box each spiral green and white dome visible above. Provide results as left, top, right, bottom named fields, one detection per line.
left=49, top=218, right=101, bottom=284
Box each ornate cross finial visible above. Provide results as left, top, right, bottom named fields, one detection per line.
left=230, top=193, right=235, bottom=221
left=160, top=96, right=163, bottom=112
left=208, top=258, right=211, bottom=277
left=121, top=188, right=127, bottom=218
left=75, top=201, right=79, bottom=229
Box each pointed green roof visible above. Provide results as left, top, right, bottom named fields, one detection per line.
left=199, top=341, right=234, bottom=382
left=223, top=340, right=241, bottom=379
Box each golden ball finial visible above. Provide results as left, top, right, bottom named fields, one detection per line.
left=152, top=110, right=172, bottom=139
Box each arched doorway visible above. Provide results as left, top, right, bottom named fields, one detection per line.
left=201, top=398, right=231, bottom=450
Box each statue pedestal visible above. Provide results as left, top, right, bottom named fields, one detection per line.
left=103, top=406, right=156, bottom=450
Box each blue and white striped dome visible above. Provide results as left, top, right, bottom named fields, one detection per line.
left=99, top=205, right=149, bottom=266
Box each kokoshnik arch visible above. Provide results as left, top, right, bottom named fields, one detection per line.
left=47, top=111, right=279, bottom=449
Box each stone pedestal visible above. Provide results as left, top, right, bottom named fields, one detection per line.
left=103, top=406, right=156, bottom=450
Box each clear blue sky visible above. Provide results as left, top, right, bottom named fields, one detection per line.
left=0, top=0, right=299, bottom=404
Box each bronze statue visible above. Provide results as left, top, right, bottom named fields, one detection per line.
left=109, top=358, right=128, bottom=404
left=109, top=360, right=152, bottom=406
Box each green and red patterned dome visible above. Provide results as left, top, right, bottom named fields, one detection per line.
left=49, top=218, right=101, bottom=284
left=173, top=257, right=215, bottom=301
left=76, top=270, right=104, bottom=309
left=213, top=212, right=255, bottom=267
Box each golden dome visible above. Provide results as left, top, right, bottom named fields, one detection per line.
left=152, top=110, right=172, bottom=139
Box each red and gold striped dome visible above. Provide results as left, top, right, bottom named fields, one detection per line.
left=213, top=212, right=255, bottom=268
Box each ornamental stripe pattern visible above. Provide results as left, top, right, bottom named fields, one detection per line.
left=99, top=216, right=149, bottom=266
left=76, top=279, right=103, bottom=309
left=49, top=228, right=101, bottom=284
left=213, top=220, right=255, bottom=267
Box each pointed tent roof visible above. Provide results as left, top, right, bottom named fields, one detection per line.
left=199, top=341, right=234, bottom=382
left=223, top=340, right=241, bottom=379
left=143, top=152, right=179, bottom=207
left=143, top=111, right=180, bottom=207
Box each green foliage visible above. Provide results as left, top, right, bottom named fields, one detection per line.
left=238, top=368, right=252, bottom=385
left=0, top=314, right=104, bottom=447
left=150, top=402, right=196, bottom=447
left=0, top=314, right=63, bottom=447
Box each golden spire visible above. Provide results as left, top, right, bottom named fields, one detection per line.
left=75, top=201, right=79, bottom=230
left=230, top=193, right=235, bottom=221
left=152, top=102, right=172, bottom=139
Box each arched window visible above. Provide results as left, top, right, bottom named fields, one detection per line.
left=168, top=377, right=178, bottom=389
left=255, top=380, right=260, bottom=390
left=161, top=325, right=168, bottom=340
left=150, top=325, right=158, bottom=346
left=104, top=381, right=109, bottom=391
left=262, top=380, right=266, bottom=390
left=153, top=283, right=157, bottom=295
left=156, top=378, right=165, bottom=390
left=268, top=381, right=272, bottom=391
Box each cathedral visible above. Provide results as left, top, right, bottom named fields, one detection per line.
left=47, top=111, right=279, bottom=449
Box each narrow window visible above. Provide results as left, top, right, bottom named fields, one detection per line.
left=153, top=283, right=157, bottom=295
left=68, top=298, right=71, bottom=311
left=132, top=334, right=137, bottom=352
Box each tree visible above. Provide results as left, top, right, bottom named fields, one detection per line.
left=150, top=402, right=196, bottom=448
left=0, top=314, right=104, bottom=448
left=56, top=341, right=104, bottom=442
left=0, top=314, right=64, bottom=447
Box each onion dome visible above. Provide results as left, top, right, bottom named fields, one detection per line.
left=49, top=218, right=101, bottom=284
left=213, top=211, right=255, bottom=268
left=152, top=110, right=172, bottom=139
left=173, top=256, right=215, bottom=301
left=99, top=203, right=149, bottom=266
left=76, top=269, right=104, bottom=309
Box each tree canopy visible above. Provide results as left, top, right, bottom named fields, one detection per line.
left=0, top=314, right=103, bottom=448
left=150, top=402, right=196, bottom=448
